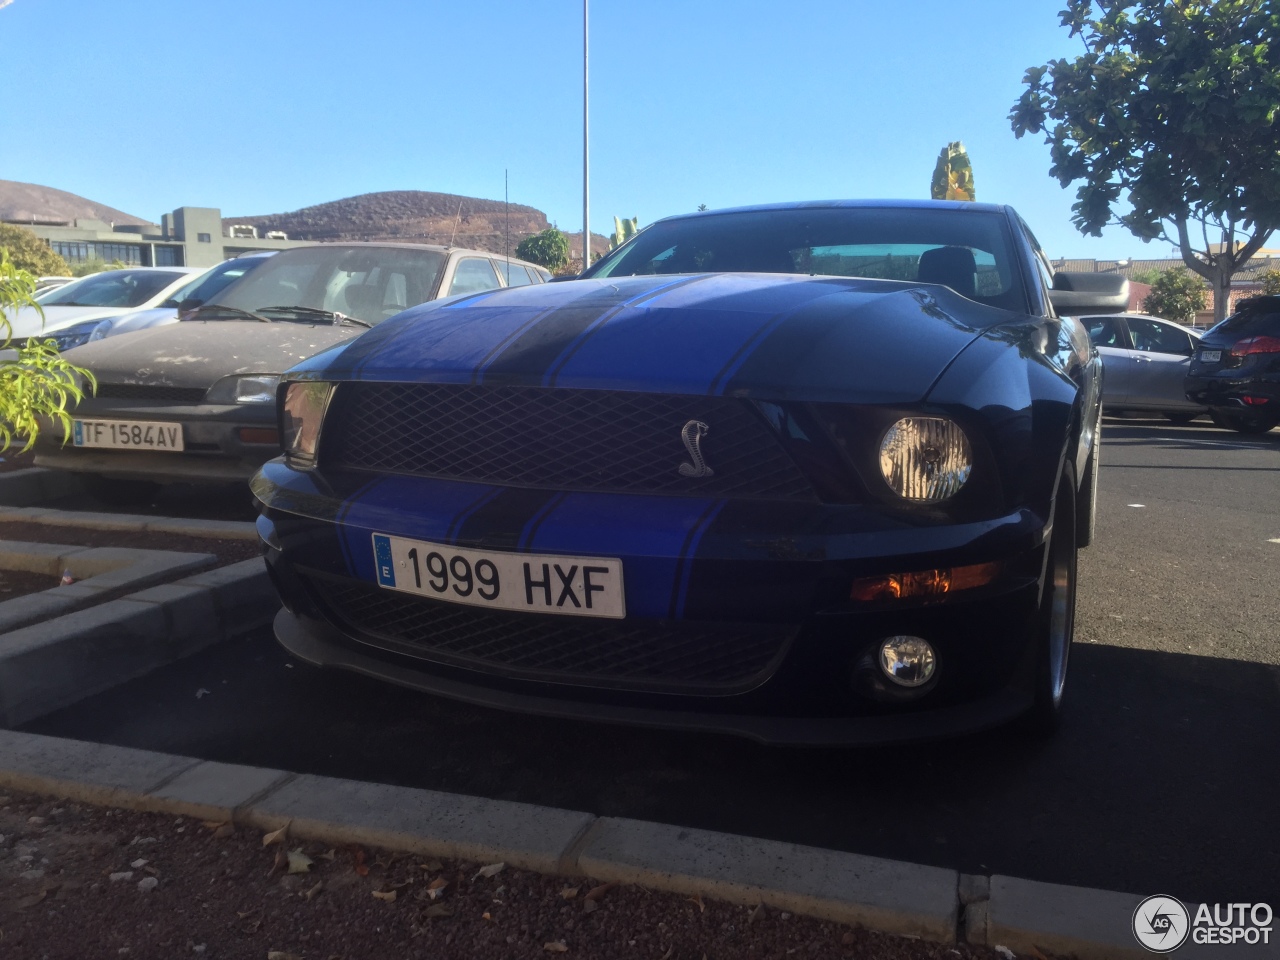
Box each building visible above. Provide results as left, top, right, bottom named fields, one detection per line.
left=6, top=205, right=307, bottom=269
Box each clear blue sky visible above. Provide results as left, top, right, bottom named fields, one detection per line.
left=0, top=0, right=1204, bottom=260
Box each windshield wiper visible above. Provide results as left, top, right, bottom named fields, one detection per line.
left=187, top=304, right=273, bottom=323
left=258, top=305, right=372, bottom=328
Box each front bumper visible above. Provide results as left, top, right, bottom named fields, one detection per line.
left=254, top=461, right=1052, bottom=744
left=34, top=400, right=279, bottom=483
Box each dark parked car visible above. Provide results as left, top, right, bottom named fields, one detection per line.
left=36, top=244, right=549, bottom=499
left=1083, top=312, right=1206, bottom=422
left=253, top=200, right=1124, bottom=745
left=1185, top=295, right=1280, bottom=434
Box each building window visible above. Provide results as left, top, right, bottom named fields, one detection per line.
left=197, top=233, right=212, bottom=243
left=154, top=246, right=183, bottom=267
left=48, top=240, right=143, bottom=265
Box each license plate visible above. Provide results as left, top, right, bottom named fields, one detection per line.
left=73, top=419, right=184, bottom=451
left=1200, top=349, right=1222, bottom=363
left=371, top=533, right=625, bottom=618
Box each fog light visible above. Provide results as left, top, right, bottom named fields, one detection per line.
left=879, top=636, right=936, bottom=687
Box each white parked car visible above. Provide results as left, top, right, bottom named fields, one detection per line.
left=8, top=267, right=199, bottom=344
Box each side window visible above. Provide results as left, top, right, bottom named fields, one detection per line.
left=494, top=260, right=532, bottom=287
left=1086, top=318, right=1124, bottom=348
left=448, top=258, right=501, bottom=296
left=1129, top=317, right=1194, bottom=356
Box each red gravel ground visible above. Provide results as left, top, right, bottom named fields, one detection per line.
left=0, top=790, right=1049, bottom=960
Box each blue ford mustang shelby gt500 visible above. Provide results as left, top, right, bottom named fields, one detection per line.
left=252, top=200, right=1125, bottom=745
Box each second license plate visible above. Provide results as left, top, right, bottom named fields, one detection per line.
left=73, top=419, right=184, bottom=451
left=371, top=533, right=625, bottom=618
left=1199, top=349, right=1222, bottom=363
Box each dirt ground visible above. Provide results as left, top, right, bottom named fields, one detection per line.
left=0, top=569, right=62, bottom=601
left=0, top=790, right=1044, bottom=960
left=0, top=521, right=261, bottom=566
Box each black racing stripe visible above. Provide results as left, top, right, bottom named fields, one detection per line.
left=471, top=302, right=565, bottom=385
left=719, top=298, right=836, bottom=396
left=707, top=308, right=794, bottom=396
left=452, top=487, right=564, bottom=551
left=666, top=498, right=727, bottom=620
left=544, top=275, right=709, bottom=386
left=518, top=491, right=568, bottom=551
left=445, top=486, right=503, bottom=544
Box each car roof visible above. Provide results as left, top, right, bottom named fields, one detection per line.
left=267, top=241, right=545, bottom=271
left=656, top=198, right=1013, bottom=223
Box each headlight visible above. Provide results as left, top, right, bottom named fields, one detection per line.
left=878, top=417, right=972, bottom=500
left=280, top=380, right=334, bottom=466
left=205, top=374, right=281, bottom=404
left=50, top=320, right=110, bottom=351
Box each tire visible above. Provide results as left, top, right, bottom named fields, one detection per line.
left=1163, top=411, right=1198, bottom=425
left=1214, top=410, right=1279, bottom=435
left=84, top=475, right=162, bottom=507
left=1024, top=465, right=1078, bottom=736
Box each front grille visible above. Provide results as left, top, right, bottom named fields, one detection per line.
left=306, top=574, right=793, bottom=694
left=324, top=383, right=815, bottom=500
left=94, top=383, right=207, bottom=404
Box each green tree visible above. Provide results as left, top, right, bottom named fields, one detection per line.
left=930, top=142, right=976, bottom=201
left=1129, top=267, right=1165, bottom=285
left=0, top=253, right=94, bottom=452
left=0, top=224, right=71, bottom=276
left=1142, top=268, right=1208, bottom=325
left=515, top=228, right=570, bottom=272
left=69, top=258, right=127, bottom=277
left=1010, top=0, right=1280, bottom=324
left=1259, top=269, right=1280, bottom=296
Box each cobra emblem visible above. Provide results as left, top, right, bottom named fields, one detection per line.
left=678, top=420, right=714, bottom=478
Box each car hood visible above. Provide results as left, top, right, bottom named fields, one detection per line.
left=303, top=273, right=1014, bottom=404
left=8, top=305, right=131, bottom=338
left=97, top=307, right=181, bottom=339
left=62, top=319, right=362, bottom=389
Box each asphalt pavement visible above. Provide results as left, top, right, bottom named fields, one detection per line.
left=21, top=417, right=1280, bottom=907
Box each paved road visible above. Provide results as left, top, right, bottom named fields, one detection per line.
left=24, top=417, right=1280, bottom=906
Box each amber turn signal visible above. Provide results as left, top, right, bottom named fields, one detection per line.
left=849, top=561, right=1001, bottom=602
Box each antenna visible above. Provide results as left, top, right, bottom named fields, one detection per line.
left=448, top=198, right=463, bottom=248
left=505, top=169, right=510, bottom=282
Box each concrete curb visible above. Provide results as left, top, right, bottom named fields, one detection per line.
left=0, top=558, right=275, bottom=726
left=0, top=540, right=217, bottom=633
left=0, top=504, right=258, bottom=540
left=0, top=728, right=1245, bottom=956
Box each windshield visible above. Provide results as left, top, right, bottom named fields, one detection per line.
left=168, top=255, right=273, bottom=307
left=1207, top=297, right=1280, bottom=338
left=585, top=206, right=1026, bottom=310
left=39, top=269, right=184, bottom=308
left=210, top=246, right=446, bottom=324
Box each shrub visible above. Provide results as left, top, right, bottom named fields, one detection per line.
left=515, top=228, right=570, bottom=272
left=1142, top=269, right=1208, bottom=325
left=0, top=223, right=71, bottom=276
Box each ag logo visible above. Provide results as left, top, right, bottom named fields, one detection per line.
left=1133, top=895, right=1190, bottom=953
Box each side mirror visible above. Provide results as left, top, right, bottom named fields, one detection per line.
left=177, top=298, right=203, bottom=311
left=1049, top=272, right=1129, bottom=315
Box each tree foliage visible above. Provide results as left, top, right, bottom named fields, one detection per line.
left=1010, top=0, right=1280, bottom=322
left=515, top=228, right=570, bottom=271
left=1260, top=268, right=1280, bottom=296
left=1142, top=268, right=1208, bottom=325
left=69, top=258, right=127, bottom=277
left=930, top=142, right=976, bottom=201
left=0, top=224, right=71, bottom=276
left=0, top=253, right=95, bottom=452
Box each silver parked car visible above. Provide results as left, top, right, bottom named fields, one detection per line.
left=1085, top=313, right=1208, bottom=422
left=36, top=243, right=550, bottom=501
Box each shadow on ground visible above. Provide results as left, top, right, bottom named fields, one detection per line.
left=21, top=630, right=1280, bottom=905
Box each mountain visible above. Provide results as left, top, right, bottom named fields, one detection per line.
left=225, top=190, right=609, bottom=260
left=0, top=179, right=153, bottom=227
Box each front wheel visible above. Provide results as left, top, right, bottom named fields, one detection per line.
left=1023, top=466, right=1078, bottom=736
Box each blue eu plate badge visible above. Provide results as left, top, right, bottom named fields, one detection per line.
left=373, top=534, right=396, bottom=587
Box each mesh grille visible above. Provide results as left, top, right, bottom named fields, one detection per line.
left=307, top=574, right=793, bottom=694
left=324, top=383, right=815, bottom=500
left=94, top=383, right=208, bottom=404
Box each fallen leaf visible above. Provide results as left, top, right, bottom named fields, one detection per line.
left=267, top=953, right=302, bottom=960
left=423, top=903, right=453, bottom=918
left=5, top=891, right=46, bottom=912
left=350, top=846, right=369, bottom=877
left=748, top=902, right=764, bottom=924
left=423, top=859, right=444, bottom=871
left=372, top=890, right=397, bottom=903
left=303, top=881, right=323, bottom=901
left=426, top=877, right=449, bottom=900
left=584, top=882, right=616, bottom=902
left=287, top=850, right=313, bottom=875
left=544, top=942, right=569, bottom=953
left=318, top=849, right=337, bottom=862
left=581, top=899, right=598, bottom=915
left=687, top=893, right=705, bottom=913
left=660, top=948, right=674, bottom=960
left=560, top=886, right=580, bottom=900
left=473, top=862, right=505, bottom=880
left=212, top=824, right=235, bottom=840
left=262, top=823, right=290, bottom=847
left=482, top=911, right=493, bottom=921
left=269, top=849, right=288, bottom=877
left=1030, top=949, right=1050, bottom=960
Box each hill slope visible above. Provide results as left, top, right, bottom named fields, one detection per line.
left=0, top=179, right=153, bottom=227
